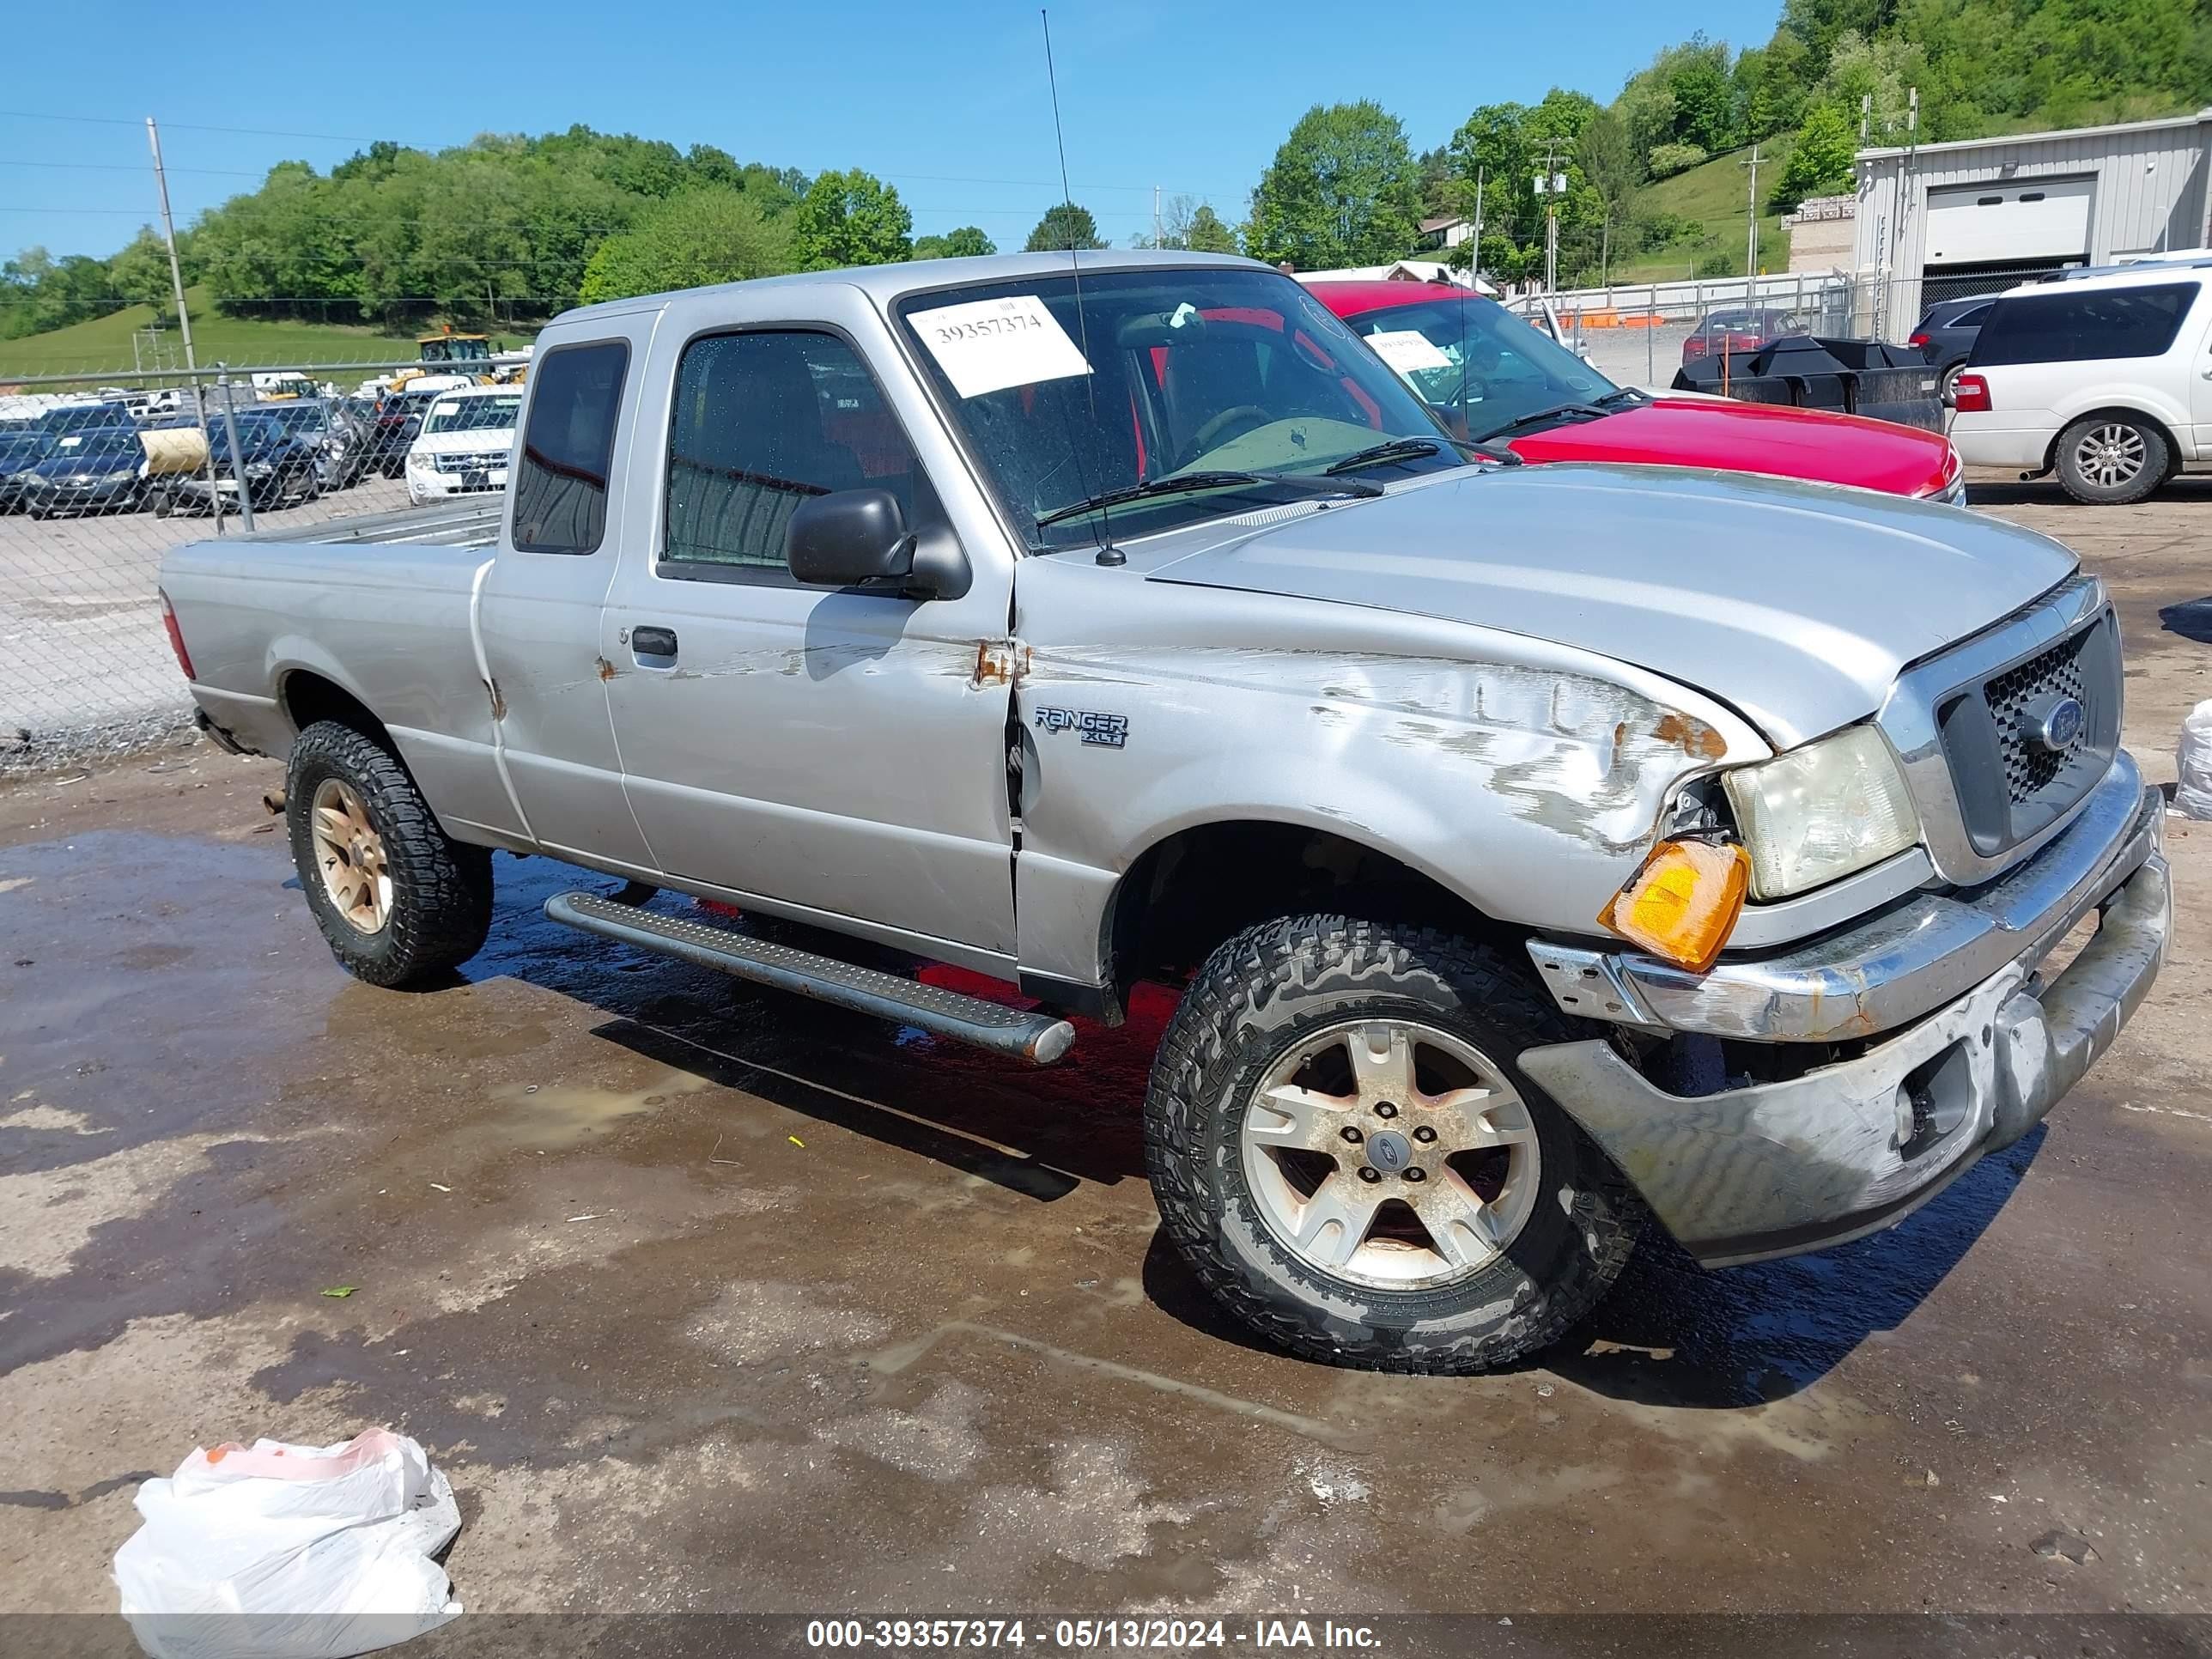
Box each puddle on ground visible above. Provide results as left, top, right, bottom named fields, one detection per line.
left=478, top=1070, right=713, bottom=1150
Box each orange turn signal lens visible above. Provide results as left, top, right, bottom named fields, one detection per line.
left=1597, top=838, right=1750, bottom=973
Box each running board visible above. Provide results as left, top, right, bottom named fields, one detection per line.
left=543, top=890, right=1076, bottom=1066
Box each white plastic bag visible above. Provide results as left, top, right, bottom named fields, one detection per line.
left=2178, top=699, right=2212, bottom=822
left=113, top=1428, right=461, bottom=1659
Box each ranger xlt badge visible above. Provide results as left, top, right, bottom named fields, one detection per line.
left=1035, top=707, right=1128, bottom=749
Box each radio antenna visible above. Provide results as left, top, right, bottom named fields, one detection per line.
left=1040, top=9, right=1121, bottom=564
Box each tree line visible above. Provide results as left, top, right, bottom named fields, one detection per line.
left=3, top=0, right=2203, bottom=340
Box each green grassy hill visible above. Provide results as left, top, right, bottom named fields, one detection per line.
left=1608, top=137, right=1799, bottom=284
left=0, top=288, right=536, bottom=385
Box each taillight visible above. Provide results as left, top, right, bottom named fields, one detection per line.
left=1908, top=331, right=1929, bottom=348
left=1684, top=337, right=1708, bottom=358
left=159, top=588, right=196, bottom=681
left=1951, top=373, right=1991, bottom=413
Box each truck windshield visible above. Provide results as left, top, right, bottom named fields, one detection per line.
left=1333, top=294, right=1621, bottom=440
left=895, top=266, right=1466, bottom=550
left=425, top=395, right=521, bottom=434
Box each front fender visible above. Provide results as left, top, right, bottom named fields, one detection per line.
left=1012, top=639, right=1767, bottom=984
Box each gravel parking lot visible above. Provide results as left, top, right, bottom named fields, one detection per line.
left=1, top=478, right=2207, bottom=1644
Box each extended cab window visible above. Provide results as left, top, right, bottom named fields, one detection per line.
left=512, top=340, right=629, bottom=555
left=663, top=330, right=917, bottom=572
left=1972, top=283, right=2197, bottom=366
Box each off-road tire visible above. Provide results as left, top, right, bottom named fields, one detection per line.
left=285, top=720, right=493, bottom=988
left=1145, top=915, right=1643, bottom=1373
left=2055, top=414, right=2167, bottom=506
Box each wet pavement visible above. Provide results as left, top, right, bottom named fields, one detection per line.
left=1, top=482, right=2209, bottom=1636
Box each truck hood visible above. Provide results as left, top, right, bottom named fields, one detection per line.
left=1147, top=463, right=2077, bottom=749
left=1508, top=398, right=1957, bottom=497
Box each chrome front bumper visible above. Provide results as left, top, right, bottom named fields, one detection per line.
left=1517, top=757, right=2169, bottom=1266
left=1527, top=752, right=2158, bottom=1043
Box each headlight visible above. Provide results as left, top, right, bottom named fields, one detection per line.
left=1722, top=726, right=1920, bottom=900
left=246, top=460, right=274, bottom=478
left=406, top=452, right=431, bottom=471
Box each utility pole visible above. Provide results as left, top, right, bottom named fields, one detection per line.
left=1743, top=143, right=1762, bottom=295
left=1469, top=167, right=1485, bottom=287
left=1153, top=185, right=1161, bottom=249
left=1534, top=135, right=1568, bottom=295
left=147, top=117, right=225, bottom=534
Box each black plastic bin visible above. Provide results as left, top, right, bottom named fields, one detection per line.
left=1671, top=336, right=1946, bottom=431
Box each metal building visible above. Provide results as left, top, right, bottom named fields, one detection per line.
left=1851, top=109, right=2212, bottom=336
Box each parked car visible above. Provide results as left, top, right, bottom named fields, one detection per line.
left=1949, top=261, right=2212, bottom=504
left=255, top=398, right=373, bottom=491
left=16, top=422, right=148, bottom=519
left=151, top=412, right=324, bottom=516
left=404, top=386, right=522, bottom=504
left=1683, top=307, right=1801, bottom=364
left=161, top=252, right=2165, bottom=1375
left=0, top=413, right=42, bottom=511
left=1909, top=293, right=1998, bottom=395
left=367, top=386, right=444, bottom=477
left=2, top=399, right=135, bottom=513
left=1313, top=281, right=1963, bottom=499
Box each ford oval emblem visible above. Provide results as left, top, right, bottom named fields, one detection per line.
left=2023, top=693, right=2085, bottom=755
left=1365, top=1129, right=1412, bottom=1174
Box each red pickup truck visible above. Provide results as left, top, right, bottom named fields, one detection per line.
left=1310, top=281, right=1964, bottom=502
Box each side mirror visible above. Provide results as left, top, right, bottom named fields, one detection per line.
left=785, top=487, right=970, bottom=599
left=786, top=488, right=914, bottom=587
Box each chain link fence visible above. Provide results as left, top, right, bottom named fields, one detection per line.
left=1510, top=261, right=2075, bottom=395
left=0, top=349, right=522, bottom=772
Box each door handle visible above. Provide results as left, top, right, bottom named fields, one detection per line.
left=630, top=625, right=678, bottom=659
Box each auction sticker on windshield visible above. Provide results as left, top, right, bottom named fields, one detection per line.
left=909, top=295, right=1091, bottom=398
left=1364, top=329, right=1454, bottom=380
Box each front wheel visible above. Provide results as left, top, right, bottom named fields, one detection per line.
left=1144, top=916, right=1643, bottom=1373
left=285, top=721, right=493, bottom=988
left=2055, top=414, right=2166, bottom=505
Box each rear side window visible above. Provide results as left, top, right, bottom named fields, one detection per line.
left=1972, top=283, right=2197, bottom=367
left=512, top=340, right=629, bottom=555
left=662, top=330, right=917, bottom=574
left=1952, top=303, right=1992, bottom=330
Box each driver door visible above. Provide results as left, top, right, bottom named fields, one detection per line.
left=601, top=319, right=1019, bottom=962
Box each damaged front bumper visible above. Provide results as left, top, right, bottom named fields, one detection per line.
left=1517, top=757, right=2169, bottom=1266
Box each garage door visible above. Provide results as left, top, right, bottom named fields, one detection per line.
left=1924, top=176, right=2094, bottom=265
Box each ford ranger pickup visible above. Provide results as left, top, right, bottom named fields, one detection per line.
left=160, top=252, right=2170, bottom=1373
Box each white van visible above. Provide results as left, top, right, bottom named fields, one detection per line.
left=1949, top=261, right=2212, bottom=504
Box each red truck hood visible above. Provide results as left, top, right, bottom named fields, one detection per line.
left=1507, top=398, right=1955, bottom=496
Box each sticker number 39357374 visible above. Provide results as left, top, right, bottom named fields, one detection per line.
left=908, top=295, right=1094, bottom=399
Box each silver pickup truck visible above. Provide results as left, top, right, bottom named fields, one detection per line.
left=161, top=252, right=2170, bottom=1374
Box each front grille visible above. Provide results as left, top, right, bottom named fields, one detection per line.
left=1931, top=605, right=2119, bottom=857
left=431, top=451, right=507, bottom=475
left=1988, top=628, right=2090, bottom=801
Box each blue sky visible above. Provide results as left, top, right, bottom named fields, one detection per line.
left=4, top=0, right=1782, bottom=271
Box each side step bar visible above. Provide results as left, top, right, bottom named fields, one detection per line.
left=544, top=890, right=1077, bottom=1066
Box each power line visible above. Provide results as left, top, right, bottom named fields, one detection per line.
left=0, top=159, right=263, bottom=177
left=0, top=108, right=368, bottom=143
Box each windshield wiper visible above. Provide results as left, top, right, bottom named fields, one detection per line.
left=1033, top=469, right=1379, bottom=529
left=1328, top=435, right=1527, bottom=474
left=1324, top=437, right=1441, bottom=474
left=1470, top=402, right=1613, bottom=443
left=1595, top=386, right=1650, bottom=409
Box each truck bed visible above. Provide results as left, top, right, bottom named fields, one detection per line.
left=242, top=497, right=504, bottom=550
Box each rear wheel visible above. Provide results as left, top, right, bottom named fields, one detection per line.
left=285, top=721, right=493, bottom=988
left=2055, top=414, right=2166, bottom=505
left=1144, top=915, right=1643, bottom=1373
